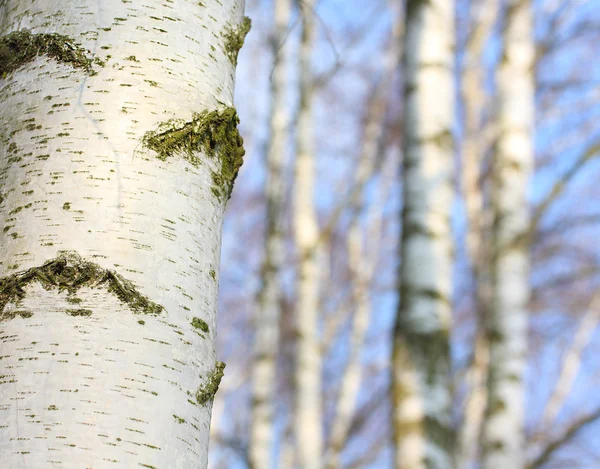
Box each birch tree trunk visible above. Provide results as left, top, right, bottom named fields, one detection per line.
left=294, top=1, right=322, bottom=469
left=249, top=0, right=291, bottom=468
left=456, top=1, right=498, bottom=466
left=392, top=0, right=455, bottom=468
left=0, top=1, right=247, bottom=468
left=481, top=1, right=534, bottom=467
left=325, top=9, right=401, bottom=463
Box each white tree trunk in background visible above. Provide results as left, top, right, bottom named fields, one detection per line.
left=0, top=1, right=246, bottom=468
left=325, top=7, right=401, bottom=463
left=392, top=0, right=455, bottom=468
left=481, top=0, right=534, bottom=468
left=249, top=0, right=291, bottom=468
left=325, top=121, right=378, bottom=469
left=456, top=0, right=498, bottom=466
left=294, top=1, right=322, bottom=469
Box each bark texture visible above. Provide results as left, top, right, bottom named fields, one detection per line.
left=392, top=0, right=455, bottom=468
left=481, top=0, right=534, bottom=467
left=0, top=1, right=246, bottom=468
left=249, top=0, right=291, bottom=468
left=294, top=1, right=322, bottom=469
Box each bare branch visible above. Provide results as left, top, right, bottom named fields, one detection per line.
left=527, top=408, right=600, bottom=469
left=526, top=140, right=600, bottom=242
left=537, top=293, right=600, bottom=432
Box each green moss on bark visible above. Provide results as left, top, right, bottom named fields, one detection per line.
left=0, top=251, right=163, bottom=317
left=191, top=316, right=209, bottom=333
left=142, top=107, right=245, bottom=200
left=222, top=16, right=251, bottom=66
left=0, top=29, right=100, bottom=78
left=196, top=361, right=225, bottom=406
left=0, top=310, right=33, bottom=321
left=66, top=308, right=93, bottom=317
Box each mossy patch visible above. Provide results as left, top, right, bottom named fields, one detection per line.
left=0, top=29, right=100, bottom=78
left=66, top=308, right=92, bottom=317
left=222, top=16, right=251, bottom=66
left=142, top=107, right=245, bottom=200
left=191, top=317, right=209, bottom=333
left=0, top=310, right=33, bottom=321
left=195, top=361, right=225, bottom=406
left=0, top=251, right=163, bottom=317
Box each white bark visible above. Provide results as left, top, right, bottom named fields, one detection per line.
left=294, top=1, right=322, bottom=469
left=481, top=0, right=534, bottom=467
left=0, top=1, right=246, bottom=468
left=392, top=0, right=455, bottom=468
left=249, top=0, right=291, bottom=468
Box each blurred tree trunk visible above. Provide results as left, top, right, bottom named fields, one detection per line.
left=294, top=1, right=323, bottom=469
left=325, top=96, right=382, bottom=469
left=456, top=0, right=498, bottom=466
left=249, top=0, right=291, bottom=468
left=391, top=0, right=455, bottom=468
left=481, top=0, right=534, bottom=467
left=325, top=6, right=402, bottom=464
left=0, top=1, right=246, bottom=468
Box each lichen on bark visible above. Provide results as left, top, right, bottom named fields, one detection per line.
left=196, top=361, right=225, bottom=406
left=0, top=251, right=163, bottom=318
left=0, top=29, right=100, bottom=78
left=142, top=107, right=245, bottom=200
left=0, top=310, right=33, bottom=321
left=191, top=316, right=209, bottom=333
left=222, top=16, right=251, bottom=66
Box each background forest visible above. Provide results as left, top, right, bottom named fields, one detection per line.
left=210, top=0, right=600, bottom=468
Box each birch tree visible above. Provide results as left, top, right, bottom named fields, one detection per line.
left=325, top=7, right=401, bottom=465
left=294, top=1, right=322, bottom=468
left=456, top=0, right=498, bottom=466
left=249, top=0, right=291, bottom=468
left=392, top=0, right=455, bottom=468
left=481, top=0, right=534, bottom=467
left=0, top=1, right=248, bottom=468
